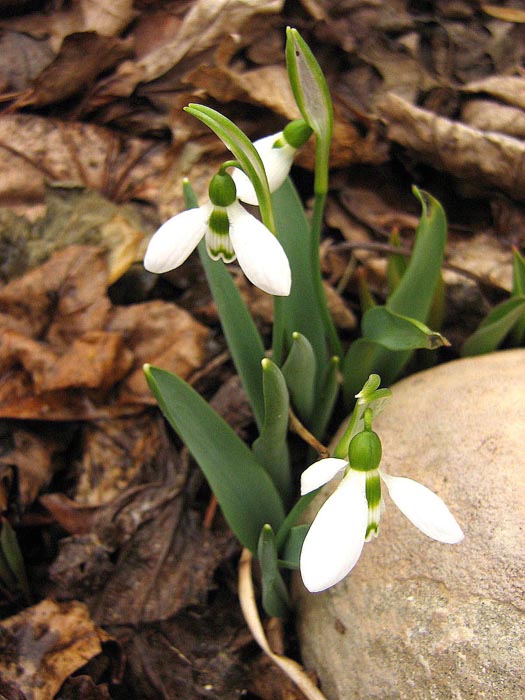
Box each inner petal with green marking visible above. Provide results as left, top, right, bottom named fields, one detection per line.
left=206, top=207, right=236, bottom=262
left=365, top=469, right=381, bottom=540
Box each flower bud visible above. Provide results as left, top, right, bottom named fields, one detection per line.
left=348, top=428, right=382, bottom=472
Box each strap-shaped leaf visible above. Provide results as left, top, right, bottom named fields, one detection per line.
left=0, top=519, right=29, bottom=596
left=183, top=179, right=266, bottom=429
left=271, top=178, right=328, bottom=369
left=510, top=248, right=525, bottom=345
left=461, top=296, right=525, bottom=356
left=144, top=365, right=285, bottom=552
left=279, top=524, right=309, bottom=570
left=362, top=307, right=449, bottom=350
left=252, top=359, right=291, bottom=501
left=257, top=524, right=290, bottom=618
left=281, top=332, right=316, bottom=424
left=343, top=188, right=447, bottom=402
left=310, top=356, right=340, bottom=440
left=185, top=104, right=274, bottom=232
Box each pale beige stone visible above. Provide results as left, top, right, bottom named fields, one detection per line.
left=295, top=349, right=525, bottom=700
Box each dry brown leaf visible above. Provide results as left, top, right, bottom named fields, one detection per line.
left=0, top=113, right=169, bottom=214
left=463, top=76, right=525, bottom=111
left=482, top=4, right=525, bottom=23
left=0, top=246, right=209, bottom=418
left=377, top=92, right=525, bottom=201
left=95, top=0, right=284, bottom=99
left=462, top=99, right=525, bottom=139
left=0, top=599, right=113, bottom=700
left=0, top=30, right=54, bottom=94
left=0, top=0, right=137, bottom=52
left=12, top=32, right=134, bottom=109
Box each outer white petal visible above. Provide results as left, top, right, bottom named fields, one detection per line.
left=380, top=472, right=464, bottom=544
left=300, top=458, right=348, bottom=495
left=300, top=471, right=368, bottom=593
left=227, top=201, right=291, bottom=296
left=232, top=133, right=295, bottom=205
left=144, top=205, right=209, bottom=273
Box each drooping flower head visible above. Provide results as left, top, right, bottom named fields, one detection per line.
left=232, top=120, right=312, bottom=206
left=300, top=409, right=464, bottom=593
left=144, top=168, right=291, bottom=296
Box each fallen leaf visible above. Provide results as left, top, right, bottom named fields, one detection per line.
left=0, top=0, right=137, bottom=52
left=463, top=75, right=525, bottom=111
left=377, top=92, right=525, bottom=201
left=0, top=113, right=169, bottom=214
left=0, top=30, right=54, bottom=94
left=482, top=5, right=525, bottom=23
left=12, top=32, right=134, bottom=109
left=0, top=599, right=114, bottom=700
left=461, top=99, right=525, bottom=139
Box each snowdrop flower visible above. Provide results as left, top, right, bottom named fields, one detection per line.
left=144, top=170, right=291, bottom=296
left=300, top=413, right=464, bottom=593
left=232, top=120, right=312, bottom=205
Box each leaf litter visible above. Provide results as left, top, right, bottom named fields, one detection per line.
left=0, top=0, right=524, bottom=697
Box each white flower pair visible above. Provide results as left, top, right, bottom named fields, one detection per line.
left=144, top=127, right=305, bottom=296
left=300, top=423, right=464, bottom=593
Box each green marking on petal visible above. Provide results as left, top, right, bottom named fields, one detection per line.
left=205, top=229, right=235, bottom=263
left=365, top=470, right=381, bottom=540
left=208, top=207, right=230, bottom=236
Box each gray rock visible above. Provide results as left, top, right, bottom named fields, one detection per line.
left=295, top=349, right=525, bottom=700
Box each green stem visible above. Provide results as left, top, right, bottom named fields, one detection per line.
left=272, top=296, right=285, bottom=365
left=310, top=187, right=342, bottom=358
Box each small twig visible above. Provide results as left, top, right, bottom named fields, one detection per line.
left=238, top=549, right=329, bottom=700
left=288, top=408, right=329, bottom=458
left=203, top=494, right=218, bottom=530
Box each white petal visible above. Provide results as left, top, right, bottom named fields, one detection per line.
left=232, top=133, right=295, bottom=205
left=228, top=202, right=291, bottom=296
left=380, top=472, right=464, bottom=544
left=144, top=206, right=209, bottom=274
left=300, top=472, right=368, bottom=592
left=300, top=458, right=348, bottom=495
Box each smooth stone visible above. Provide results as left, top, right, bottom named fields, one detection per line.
left=295, top=350, right=525, bottom=700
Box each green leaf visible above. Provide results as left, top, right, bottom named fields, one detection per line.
left=145, top=365, right=285, bottom=552
left=183, top=178, right=266, bottom=429
left=252, top=359, right=291, bottom=501
left=510, top=248, right=525, bottom=345
left=279, top=524, right=309, bottom=569
left=184, top=104, right=274, bottom=232
left=362, top=307, right=450, bottom=351
left=275, top=490, right=318, bottom=552
left=386, top=229, right=408, bottom=295
left=198, top=240, right=266, bottom=429
left=461, top=296, right=525, bottom=356
left=257, top=524, right=290, bottom=618
left=0, top=519, right=29, bottom=596
left=285, top=28, right=333, bottom=147
left=281, top=332, right=316, bottom=423
left=343, top=188, right=447, bottom=403
left=271, top=178, right=328, bottom=369
left=310, top=356, right=340, bottom=439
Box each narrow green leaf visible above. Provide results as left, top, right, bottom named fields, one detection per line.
left=252, top=359, right=292, bottom=501
left=198, top=240, right=266, bottom=429
left=184, top=104, right=274, bottom=232
left=357, top=268, right=377, bottom=312
left=145, top=365, right=285, bottom=552
left=362, top=307, right=450, bottom=351
left=0, top=519, right=29, bottom=596
left=183, top=178, right=266, bottom=429
left=461, top=296, right=525, bottom=356
left=257, top=524, right=290, bottom=618
left=386, top=229, right=408, bottom=295
left=275, top=490, right=318, bottom=552
left=281, top=332, right=316, bottom=423
left=279, top=524, right=309, bottom=569
left=271, top=178, right=328, bottom=369
left=510, top=248, right=525, bottom=345
left=343, top=188, right=448, bottom=404
left=310, top=356, right=340, bottom=439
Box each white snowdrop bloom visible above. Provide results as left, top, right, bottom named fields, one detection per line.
left=299, top=427, right=464, bottom=593
left=144, top=172, right=291, bottom=296
left=232, top=120, right=312, bottom=206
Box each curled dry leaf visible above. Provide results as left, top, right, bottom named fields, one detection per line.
left=0, top=30, right=54, bottom=94
left=0, top=114, right=169, bottom=213
left=0, top=0, right=137, bottom=52
left=12, top=32, right=134, bottom=109
left=377, top=92, right=525, bottom=201
left=0, top=246, right=209, bottom=419
left=462, top=99, right=525, bottom=139
left=463, top=76, right=525, bottom=111
left=0, top=599, right=115, bottom=700
left=95, top=0, right=284, bottom=99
